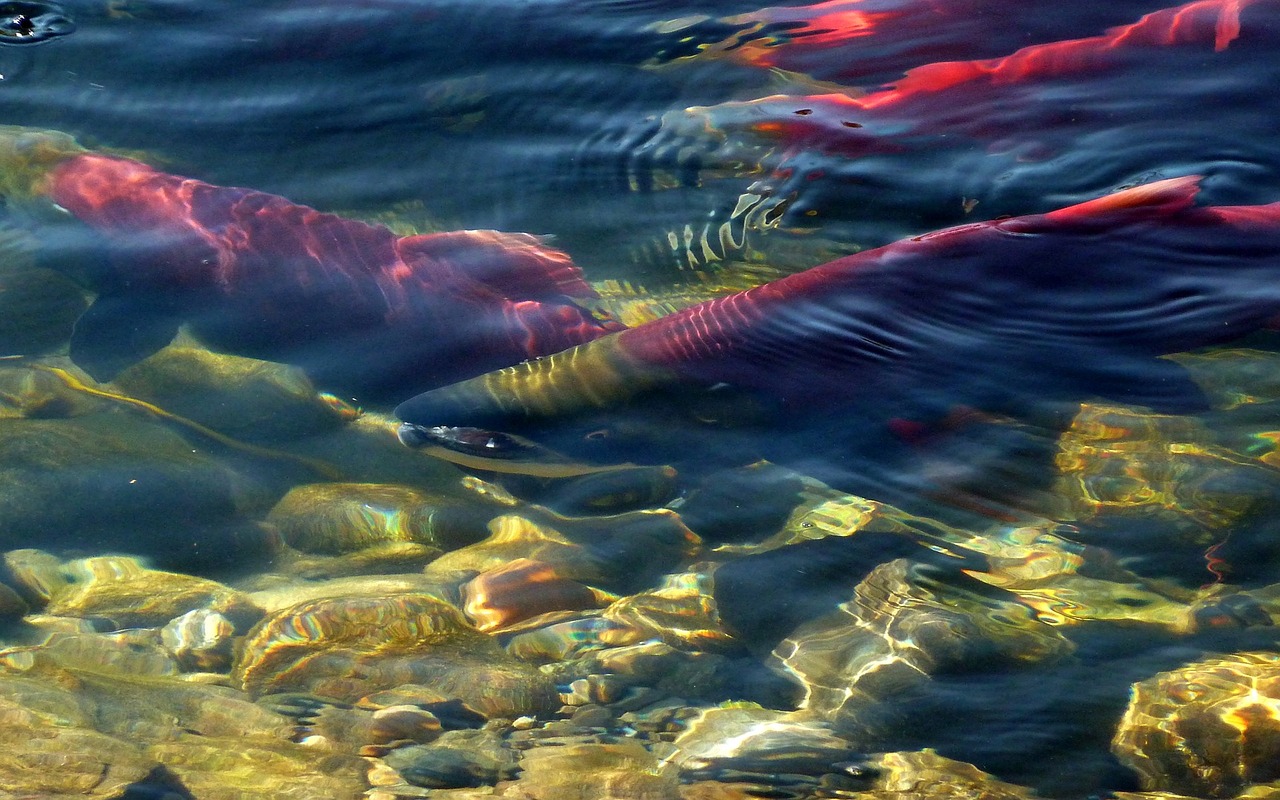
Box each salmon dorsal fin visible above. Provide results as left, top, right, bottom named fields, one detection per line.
left=397, top=230, right=597, bottom=299
left=998, top=176, right=1203, bottom=235
left=1049, top=175, right=1202, bottom=222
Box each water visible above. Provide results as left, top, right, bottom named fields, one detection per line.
left=2, top=0, right=1280, bottom=797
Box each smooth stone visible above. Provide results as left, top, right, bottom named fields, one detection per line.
left=45, top=555, right=262, bottom=629
left=672, top=705, right=858, bottom=779
left=461, top=557, right=614, bottom=632
left=771, top=558, right=1073, bottom=730
left=0, top=675, right=162, bottom=798
left=269, top=540, right=442, bottom=581
left=0, top=629, right=180, bottom=678
left=833, top=750, right=1045, bottom=798
left=0, top=360, right=104, bottom=419
left=383, top=728, right=516, bottom=789
left=276, top=410, right=467, bottom=489
left=502, top=739, right=679, bottom=800
left=2, top=547, right=67, bottom=605
left=1113, top=651, right=1280, bottom=798
left=1050, top=403, right=1280, bottom=577
left=602, top=568, right=735, bottom=652
left=0, top=580, right=26, bottom=621
left=160, top=609, right=237, bottom=672
left=0, top=412, right=265, bottom=572
left=112, top=343, right=353, bottom=443
left=0, top=265, right=88, bottom=357
left=0, top=660, right=367, bottom=798
left=266, top=481, right=488, bottom=555
left=234, top=593, right=558, bottom=717
left=240, top=573, right=450, bottom=613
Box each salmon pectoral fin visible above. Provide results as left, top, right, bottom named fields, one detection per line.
left=69, top=293, right=180, bottom=382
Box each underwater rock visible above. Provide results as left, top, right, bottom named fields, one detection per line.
left=277, top=409, right=476, bottom=488
left=546, top=640, right=740, bottom=707
left=269, top=540, right=442, bottom=581
left=160, top=609, right=237, bottom=672
left=234, top=592, right=557, bottom=717
left=831, top=749, right=1046, bottom=799
left=0, top=581, right=25, bottom=622
left=602, top=568, right=735, bottom=652
left=0, top=629, right=181, bottom=678
left=272, top=692, right=446, bottom=755
left=112, top=343, right=355, bottom=443
left=426, top=508, right=700, bottom=595
left=501, top=739, right=679, bottom=799
left=266, top=481, right=488, bottom=555
left=772, top=558, right=1073, bottom=731
left=671, top=705, right=860, bottom=785
left=1169, top=348, right=1280, bottom=411
left=423, top=513, right=607, bottom=585
left=488, top=461, right=681, bottom=516
left=1052, top=403, right=1280, bottom=559
left=44, top=555, right=261, bottom=630
left=0, top=266, right=87, bottom=357
left=149, top=736, right=370, bottom=800
left=0, top=360, right=106, bottom=419
left=503, top=613, right=646, bottom=664
left=2, top=547, right=68, bottom=606
left=1112, top=650, right=1280, bottom=798
left=0, top=411, right=265, bottom=571
left=383, top=728, right=517, bottom=790
left=461, top=557, right=615, bottom=632
left=0, top=659, right=371, bottom=797
left=241, top=573, right=450, bottom=613
left=0, top=675, right=161, bottom=798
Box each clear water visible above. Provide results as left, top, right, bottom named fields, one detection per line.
left=3, top=0, right=1280, bottom=797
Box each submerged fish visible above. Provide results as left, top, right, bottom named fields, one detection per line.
left=395, top=177, right=1280, bottom=469
left=639, top=0, right=1280, bottom=239
left=673, top=0, right=1265, bottom=159
left=1, top=128, right=623, bottom=402
left=649, top=0, right=1174, bottom=85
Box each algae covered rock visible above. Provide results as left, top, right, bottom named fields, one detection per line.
left=0, top=266, right=88, bottom=357
left=112, top=343, right=354, bottom=443
left=233, top=592, right=557, bottom=716
left=1112, top=651, right=1280, bottom=798
left=503, top=739, right=679, bottom=799
left=265, top=481, right=490, bottom=555
left=1052, top=403, right=1280, bottom=549
left=0, top=411, right=263, bottom=570
left=44, top=555, right=261, bottom=629
left=772, top=558, right=1072, bottom=728
left=672, top=705, right=859, bottom=782
left=0, top=674, right=163, bottom=798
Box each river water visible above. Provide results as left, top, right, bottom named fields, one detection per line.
left=2, top=1, right=1280, bottom=798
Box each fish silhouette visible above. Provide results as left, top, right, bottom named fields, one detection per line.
left=671, top=0, right=1263, bottom=161
left=39, top=149, right=623, bottom=401
left=638, top=0, right=1278, bottom=246
left=649, top=0, right=1176, bottom=85
left=395, top=177, right=1280, bottom=465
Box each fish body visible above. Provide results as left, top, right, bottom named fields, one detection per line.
left=395, top=177, right=1280, bottom=441
left=642, top=0, right=1280, bottom=245
left=651, top=0, right=1178, bottom=85
left=680, top=0, right=1266, bottom=159
left=43, top=152, right=623, bottom=401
